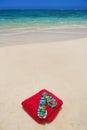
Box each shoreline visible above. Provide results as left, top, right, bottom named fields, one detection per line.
left=0, top=25, right=87, bottom=47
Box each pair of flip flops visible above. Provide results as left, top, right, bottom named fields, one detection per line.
left=21, top=89, right=63, bottom=124
left=37, top=92, right=57, bottom=119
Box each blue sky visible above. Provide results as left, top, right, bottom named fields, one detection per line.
left=0, top=0, right=87, bottom=9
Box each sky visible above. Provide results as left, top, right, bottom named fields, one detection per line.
left=0, top=0, right=87, bottom=9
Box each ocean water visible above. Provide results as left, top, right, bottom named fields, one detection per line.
left=0, top=10, right=87, bottom=29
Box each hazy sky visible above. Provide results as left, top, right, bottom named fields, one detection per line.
left=0, top=0, right=87, bottom=9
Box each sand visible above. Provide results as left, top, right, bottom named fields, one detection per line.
left=0, top=28, right=87, bottom=130
left=0, top=27, right=87, bottom=46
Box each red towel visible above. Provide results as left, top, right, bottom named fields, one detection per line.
left=21, top=89, right=63, bottom=124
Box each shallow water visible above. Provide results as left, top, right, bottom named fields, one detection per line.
left=0, top=10, right=87, bottom=29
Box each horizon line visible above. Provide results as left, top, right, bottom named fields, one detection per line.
left=0, top=8, right=87, bottom=10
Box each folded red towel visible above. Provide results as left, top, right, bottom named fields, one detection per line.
left=21, top=89, right=63, bottom=124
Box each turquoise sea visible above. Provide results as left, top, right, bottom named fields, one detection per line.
left=0, top=10, right=87, bottom=29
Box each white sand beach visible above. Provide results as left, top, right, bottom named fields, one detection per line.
left=0, top=28, right=87, bottom=130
